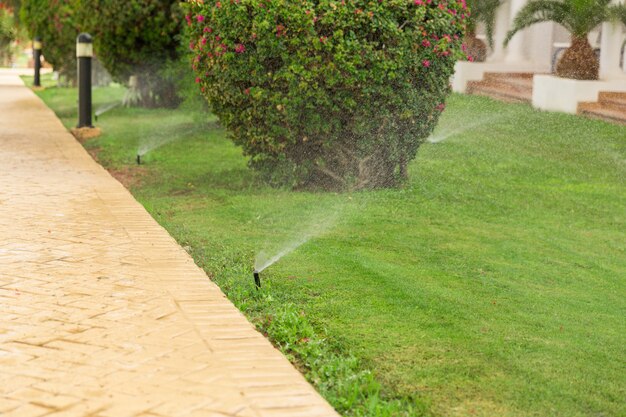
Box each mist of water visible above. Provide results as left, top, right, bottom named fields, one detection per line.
left=95, top=101, right=122, bottom=118
left=137, top=133, right=181, bottom=157
left=254, top=235, right=311, bottom=273
left=254, top=207, right=342, bottom=273
left=427, top=114, right=503, bottom=143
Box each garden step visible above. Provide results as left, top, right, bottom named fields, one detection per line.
left=598, top=92, right=626, bottom=111
left=577, top=101, right=626, bottom=125
left=466, top=74, right=533, bottom=104
left=483, top=72, right=534, bottom=89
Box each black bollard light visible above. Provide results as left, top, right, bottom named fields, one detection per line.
left=33, top=36, right=42, bottom=87
left=76, top=33, right=93, bottom=128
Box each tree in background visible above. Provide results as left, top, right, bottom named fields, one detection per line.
left=20, top=0, right=80, bottom=83
left=80, top=0, right=183, bottom=107
left=465, top=0, right=504, bottom=61
left=0, top=3, right=17, bottom=66
left=187, top=0, right=467, bottom=190
left=611, top=2, right=626, bottom=27
left=505, top=0, right=626, bottom=79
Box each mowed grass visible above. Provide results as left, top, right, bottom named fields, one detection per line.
left=30, top=75, right=626, bottom=417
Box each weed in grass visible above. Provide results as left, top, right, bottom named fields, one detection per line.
left=216, top=265, right=430, bottom=417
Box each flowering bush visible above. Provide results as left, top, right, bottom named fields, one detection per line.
left=187, top=0, right=467, bottom=189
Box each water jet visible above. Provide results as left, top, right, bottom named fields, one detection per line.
left=95, top=101, right=121, bottom=121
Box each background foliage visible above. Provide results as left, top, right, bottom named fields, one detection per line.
left=80, top=0, right=184, bottom=107
left=20, top=0, right=80, bottom=82
left=0, top=4, right=17, bottom=66
left=187, top=0, right=467, bottom=189
left=19, top=0, right=183, bottom=104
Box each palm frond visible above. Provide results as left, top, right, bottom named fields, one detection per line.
left=466, top=0, right=504, bottom=47
left=479, top=0, right=502, bottom=48
left=504, top=0, right=572, bottom=46
left=608, top=3, right=626, bottom=27
left=568, top=0, right=612, bottom=35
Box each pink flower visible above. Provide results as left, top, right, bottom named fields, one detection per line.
left=235, top=44, right=246, bottom=53
left=216, top=1, right=221, bottom=8
left=422, top=39, right=431, bottom=47
left=422, top=59, right=431, bottom=67
left=414, top=0, right=423, bottom=5
left=436, top=103, right=445, bottom=111
left=197, top=15, right=205, bottom=22
left=195, top=77, right=201, bottom=84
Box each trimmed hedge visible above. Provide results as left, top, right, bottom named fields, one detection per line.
left=187, top=0, right=468, bottom=189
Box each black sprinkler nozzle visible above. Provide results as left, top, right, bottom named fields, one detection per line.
left=253, top=270, right=261, bottom=289
left=136, top=154, right=141, bottom=165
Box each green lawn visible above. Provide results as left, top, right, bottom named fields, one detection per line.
left=28, top=75, right=626, bottom=417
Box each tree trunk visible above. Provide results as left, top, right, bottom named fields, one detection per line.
left=556, top=35, right=599, bottom=80
left=123, top=75, right=142, bottom=107
left=356, top=148, right=397, bottom=190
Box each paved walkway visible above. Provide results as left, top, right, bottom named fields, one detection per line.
left=0, top=71, right=339, bottom=417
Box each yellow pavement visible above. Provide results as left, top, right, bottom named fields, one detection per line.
left=0, top=72, right=340, bottom=417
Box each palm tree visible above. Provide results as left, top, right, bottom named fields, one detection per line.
left=611, top=3, right=626, bottom=27
left=465, top=0, right=504, bottom=62
left=504, top=0, right=626, bottom=80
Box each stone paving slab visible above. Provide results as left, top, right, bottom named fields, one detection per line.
left=0, top=71, right=340, bottom=417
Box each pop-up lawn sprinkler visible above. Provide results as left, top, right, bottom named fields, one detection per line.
left=136, top=154, right=141, bottom=165
left=253, top=270, right=261, bottom=289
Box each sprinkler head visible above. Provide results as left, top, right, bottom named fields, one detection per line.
left=253, top=270, right=261, bottom=289
left=136, top=154, right=141, bottom=165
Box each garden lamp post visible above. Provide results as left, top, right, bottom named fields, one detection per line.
left=33, top=37, right=42, bottom=87
left=76, top=33, right=93, bottom=128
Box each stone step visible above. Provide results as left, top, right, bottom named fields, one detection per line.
left=483, top=72, right=535, bottom=88
left=466, top=77, right=532, bottom=103
left=598, top=92, right=626, bottom=112
left=577, top=102, right=626, bottom=125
